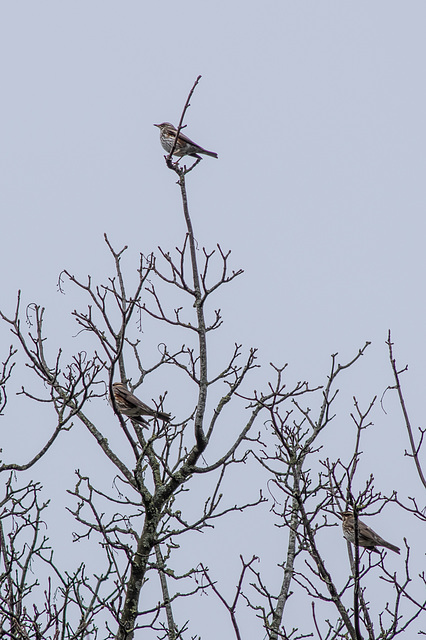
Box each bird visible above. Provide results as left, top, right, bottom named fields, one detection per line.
left=341, top=511, right=400, bottom=554
left=111, top=382, right=171, bottom=426
left=153, top=122, right=218, bottom=160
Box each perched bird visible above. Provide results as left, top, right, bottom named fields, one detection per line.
left=112, top=382, right=171, bottom=426
left=341, top=511, right=400, bottom=554
left=154, top=122, right=218, bottom=160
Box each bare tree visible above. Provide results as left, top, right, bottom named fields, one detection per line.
left=0, top=79, right=425, bottom=640
left=201, top=350, right=426, bottom=639
left=0, top=78, right=298, bottom=639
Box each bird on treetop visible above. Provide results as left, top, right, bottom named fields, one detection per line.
left=154, top=122, right=218, bottom=160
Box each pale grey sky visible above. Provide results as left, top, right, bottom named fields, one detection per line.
left=1, top=2, right=425, bottom=638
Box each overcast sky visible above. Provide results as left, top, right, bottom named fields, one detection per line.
left=1, top=3, right=425, bottom=638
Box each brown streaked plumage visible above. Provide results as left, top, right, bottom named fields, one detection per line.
left=154, top=122, right=218, bottom=160
left=341, top=511, right=400, bottom=554
left=112, top=382, right=171, bottom=426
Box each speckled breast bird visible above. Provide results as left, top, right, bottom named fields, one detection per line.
left=112, top=382, right=171, bottom=425
left=154, top=122, right=218, bottom=160
left=341, top=511, right=400, bottom=554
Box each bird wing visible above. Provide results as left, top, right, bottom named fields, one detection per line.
left=176, top=129, right=205, bottom=150
left=120, top=386, right=155, bottom=415
left=358, top=520, right=399, bottom=552
left=356, top=522, right=377, bottom=546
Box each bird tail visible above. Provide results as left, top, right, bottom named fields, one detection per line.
left=202, top=149, right=218, bottom=158
left=384, top=541, right=400, bottom=554
left=156, top=411, right=171, bottom=422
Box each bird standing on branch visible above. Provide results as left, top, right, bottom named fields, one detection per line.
left=154, top=122, right=218, bottom=160
left=341, top=511, right=400, bottom=554
left=112, top=382, right=171, bottom=426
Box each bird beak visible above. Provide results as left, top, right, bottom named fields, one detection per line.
left=153, top=124, right=160, bottom=128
